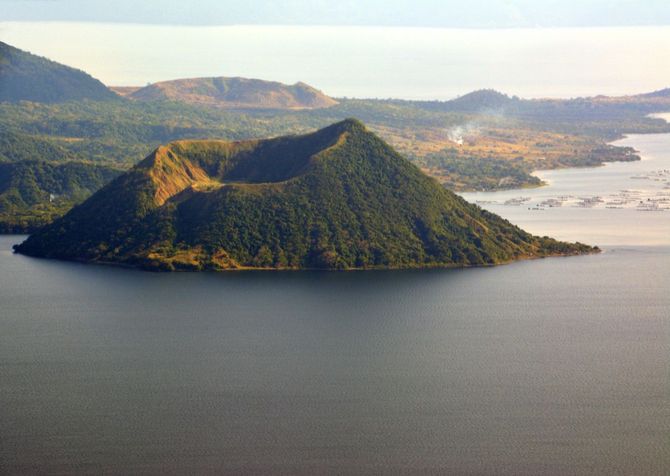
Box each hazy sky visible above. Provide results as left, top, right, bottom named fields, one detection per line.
left=2, top=22, right=668, bottom=99
left=1, top=0, right=670, bottom=27
left=2, top=1, right=669, bottom=99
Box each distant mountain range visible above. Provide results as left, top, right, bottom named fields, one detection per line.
left=14, top=119, right=594, bottom=270
left=2, top=41, right=668, bottom=111
left=417, top=88, right=670, bottom=114
left=0, top=41, right=337, bottom=109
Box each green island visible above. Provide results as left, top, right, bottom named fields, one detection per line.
left=13, top=120, right=596, bottom=270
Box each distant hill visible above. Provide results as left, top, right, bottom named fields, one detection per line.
left=0, top=160, right=121, bottom=232
left=636, top=88, right=670, bottom=99
left=120, top=76, right=338, bottom=109
left=446, top=89, right=518, bottom=111
left=412, top=87, right=670, bottom=126
left=0, top=41, right=118, bottom=103
left=446, top=88, right=670, bottom=106
left=412, top=89, right=522, bottom=114
left=15, top=119, right=594, bottom=270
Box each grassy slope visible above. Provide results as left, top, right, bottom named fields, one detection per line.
left=15, top=120, right=594, bottom=270
left=128, top=77, right=338, bottom=109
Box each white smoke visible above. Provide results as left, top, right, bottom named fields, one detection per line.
left=446, top=122, right=480, bottom=146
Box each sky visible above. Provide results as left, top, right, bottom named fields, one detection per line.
left=2, top=22, right=668, bottom=99
left=1, top=1, right=669, bottom=99
left=1, top=0, right=670, bottom=28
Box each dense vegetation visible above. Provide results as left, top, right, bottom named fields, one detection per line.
left=0, top=131, right=73, bottom=163
left=422, top=151, right=542, bottom=191
left=1, top=92, right=665, bottom=167
left=0, top=160, right=121, bottom=232
left=0, top=41, right=118, bottom=103
left=14, top=120, right=595, bottom=270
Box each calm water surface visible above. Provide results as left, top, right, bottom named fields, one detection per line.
left=1, top=132, right=669, bottom=474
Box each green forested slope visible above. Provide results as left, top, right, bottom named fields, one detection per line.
left=0, top=160, right=121, bottom=232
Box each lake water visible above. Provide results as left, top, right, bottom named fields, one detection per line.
left=1, top=132, right=669, bottom=474
left=1, top=23, right=670, bottom=99
left=461, top=124, right=670, bottom=247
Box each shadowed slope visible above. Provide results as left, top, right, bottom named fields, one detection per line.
left=0, top=41, right=117, bottom=103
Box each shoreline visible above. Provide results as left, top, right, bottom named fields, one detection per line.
left=460, top=126, right=670, bottom=247
left=461, top=117, right=670, bottom=197
left=10, top=244, right=599, bottom=273
left=456, top=112, right=670, bottom=194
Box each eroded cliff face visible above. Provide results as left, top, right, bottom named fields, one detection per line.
left=141, top=146, right=220, bottom=206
